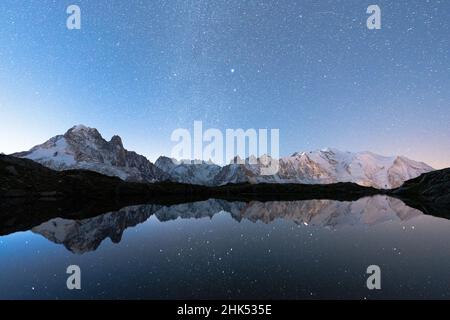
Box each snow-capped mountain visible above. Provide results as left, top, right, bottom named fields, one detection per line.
left=13, top=126, right=434, bottom=189
left=213, top=148, right=434, bottom=189
left=155, top=156, right=221, bottom=186
left=13, top=125, right=169, bottom=182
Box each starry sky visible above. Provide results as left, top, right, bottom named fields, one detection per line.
left=0, top=0, right=449, bottom=168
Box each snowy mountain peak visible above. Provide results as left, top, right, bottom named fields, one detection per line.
left=68, top=124, right=102, bottom=137
left=320, top=147, right=339, bottom=153
left=109, top=135, right=124, bottom=148
left=212, top=148, right=434, bottom=189
left=14, top=125, right=168, bottom=182
left=155, top=156, right=221, bottom=186
left=71, top=124, right=89, bottom=132
left=155, top=156, right=178, bottom=170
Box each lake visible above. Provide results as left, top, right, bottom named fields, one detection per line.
left=1, top=195, right=450, bottom=299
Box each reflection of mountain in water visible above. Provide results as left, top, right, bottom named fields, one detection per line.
left=236, top=196, right=422, bottom=226
left=32, top=204, right=162, bottom=254
left=32, top=196, right=422, bottom=254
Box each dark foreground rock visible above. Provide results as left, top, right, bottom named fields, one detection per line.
left=391, top=168, right=450, bottom=217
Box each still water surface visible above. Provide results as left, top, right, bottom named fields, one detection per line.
left=1, top=195, right=450, bottom=299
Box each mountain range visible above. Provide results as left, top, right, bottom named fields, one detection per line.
left=13, top=125, right=169, bottom=183
left=13, top=125, right=434, bottom=189
left=32, top=196, right=423, bottom=254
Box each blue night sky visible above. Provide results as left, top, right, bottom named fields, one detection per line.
left=0, top=0, right=449, bottom=168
